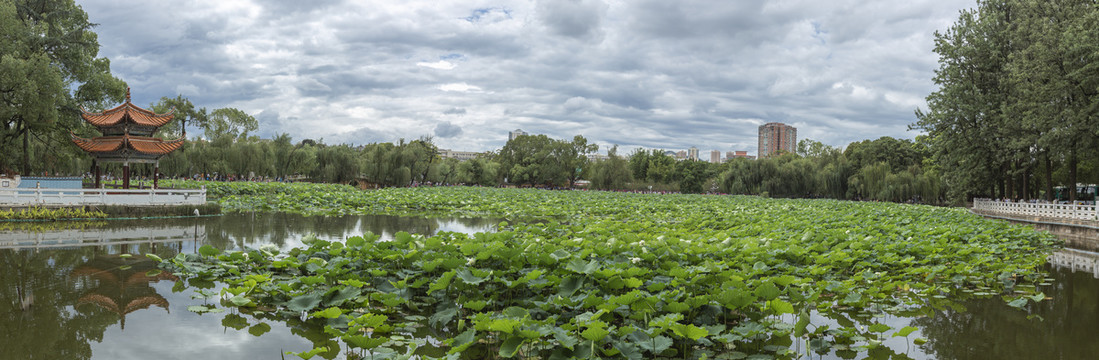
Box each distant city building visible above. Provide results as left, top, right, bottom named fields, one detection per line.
left=726, top=150, right=756, bottom=160
left=675, top=150, right=687, bottom=160
left=508, top=129, right=528, bottom=141
left=586, top=153, right=610, bottom=162
left=437, top=149, right=484, bottom=161
left=688, top=147, right=699, bottom=161
left=758, top=122, right=796, bottom=158
left=710, top=150, right=721, bottom=163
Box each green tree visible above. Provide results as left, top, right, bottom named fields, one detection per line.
left=675, top=160, right=714, bottom=194
left=917, top=0, right=1099, bottom=202
left=149, top=95, right=208, bottom=140
left=497, top=134, right=563, bottom=186
left=456, top=157, right=499, bottom=186
left=628, top=148, right=651, bottom=181
left=204, top=108, right=258, bottom=140
left=0, top=0, right=125, bottom=174
left=796, top=139, right=836, bottom=158
left=558, top=135, right=598, bottom=187
left=588, top=145, right=631, bottom=190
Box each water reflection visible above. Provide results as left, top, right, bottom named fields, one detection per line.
left=73, top=255, right=176, bottom=330
left=6, top=214, right=1099, bottom=360
left=0, top=213, right=497, bottom=360
left=914, top=249, right=1099, bottom=360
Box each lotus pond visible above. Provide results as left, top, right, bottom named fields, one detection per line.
left=1, top=184, right=1089, bottom=359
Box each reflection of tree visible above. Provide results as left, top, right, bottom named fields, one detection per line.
left=913, top=267, right=1099, bottom=359
left=357, top=214, right=440, bottom=238
left=194, top=213, right=500, bottom=250
left=0, top=212, right=499, bottom=360
left=72, top=255, right=178, bottom=330
left=0, top=240, right=182, bottom=360
left=0, top=248, right=118, bottom=360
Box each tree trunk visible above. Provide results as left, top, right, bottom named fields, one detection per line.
left=996, top=166, right=1006, bottom=200
left=1015, top=163, right=1024, bottom=200
left=1006, top=163, right=1014, bottom=201
left=1044, top=153, right=1054, bottom=202
left=21, top=123, right=30, bottom=175
left=1069, top=147, right=1078, bottom=203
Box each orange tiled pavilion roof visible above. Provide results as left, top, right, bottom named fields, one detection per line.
left=71, top=133, right=185, bottom=156
left=80, top=89, right=175, bottom=128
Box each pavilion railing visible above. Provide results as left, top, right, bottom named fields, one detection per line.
left=973, top=198, right=1099, bottom=221
left=0, top=187, right=206, bottom=206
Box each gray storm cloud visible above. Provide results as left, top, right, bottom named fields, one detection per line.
left=83, top=0, right=975, bottom=155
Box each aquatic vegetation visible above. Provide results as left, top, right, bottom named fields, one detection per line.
left=0, top=219, right=107, bottom=232
left=0, top=206, right=108, bottom=221
left=160, top=185, right=1061, bottom=359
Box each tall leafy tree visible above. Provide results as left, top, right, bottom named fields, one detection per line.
left=588, top=145, right=631, bottom=190
left=204, top=107, right=258, bottom=140
left=918, top=0, right=1099, bottom=202
left=0, top=0, right=125, bottom=174
left=558, top=135, right=598, bottom=188
left=497, top=134, right=589, bottom=187
left=150, top=95, right=208, bottom=140
left=915, top=1, right=1014, bottom=201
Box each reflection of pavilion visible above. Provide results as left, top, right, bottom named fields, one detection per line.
left=0, top=224, right=205, bottom=250
left=1049, top=248, right=1099, bottom=278
left=72, top=255, right=178, bottom=330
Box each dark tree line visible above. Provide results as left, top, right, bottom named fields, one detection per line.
left=721, top=138, right=944, bottom=203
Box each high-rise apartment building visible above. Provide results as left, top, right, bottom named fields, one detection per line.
left=508, top=129, right=528, bottom=141
left=688, top=147, right=699, bottom=161
left=710, top=150, right=721, bottom=163
left=758, top=122, right=796, bottom=158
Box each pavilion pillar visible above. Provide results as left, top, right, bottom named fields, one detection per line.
left=154, top=161, right=159, bottom=189
left=94, top=160, right=101, bottom=189
left=123, top=161, right=130, bottom=189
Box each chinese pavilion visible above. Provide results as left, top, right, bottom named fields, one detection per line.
left=71, top=88, right=183, bottom=189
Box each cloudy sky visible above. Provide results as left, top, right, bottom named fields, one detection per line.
left=81, top=0, right=974, bottom=156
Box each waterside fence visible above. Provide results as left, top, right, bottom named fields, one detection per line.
left=0, top=187, right=206, bottom=207
left=972, top=198, right=1099, bottom=221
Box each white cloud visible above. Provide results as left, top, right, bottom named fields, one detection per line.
left=437, top=83, right=483, bottom=92
left=417, top=60, right=457, bottom=70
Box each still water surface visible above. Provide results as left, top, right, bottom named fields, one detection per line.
left=0, top=213, right=498, bottom=360
left=1, top=213, right=1098, bottom=359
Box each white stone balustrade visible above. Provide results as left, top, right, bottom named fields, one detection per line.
left=0, top=187, right=206, bottom=206
left=973, top=198, right=1099, bottom=221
